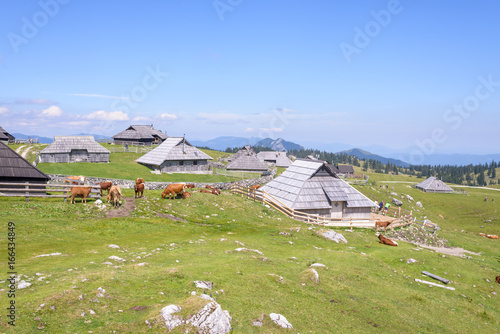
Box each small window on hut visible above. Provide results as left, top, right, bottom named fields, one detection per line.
left=193, top=161, right=198, bottom=166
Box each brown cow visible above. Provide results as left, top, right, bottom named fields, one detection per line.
left=375, top=220, right=392, bottom=232
left=205, top=185, right=215, bottom=190
left=69, top=186, right=92, bottom=204
left=378, top=234, right=398, bottom=246
left=496, top=275, right=500, bottom=283
left=134, top=183, right=145, bottom=198
left=182, top=192, right=192, bottom=199
left=212, top=188, right=220, bottom=195
left=161, top=183, right=186, bottom=200
left=99, top=181, right=113, bottom=196
left=107, top=185, right=122, bottom=207
left=136, top=178, right=145, bottom=185
left=479, top=233, right=500, bottom=239
left=199, top=189, right=212, bottom=194
left=250, top=185, right=261, bottom=190
left=200, top=189, right=220, bottom=195
left=185, top=184, right=195, bottom=189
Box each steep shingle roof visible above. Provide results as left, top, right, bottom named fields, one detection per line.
left=226, top=154, right=269, bottom=171
left=261, top=160, right=375, bottom=210
left=136, top=137, right=212, bottom=166
left=0, top=142, right=49, bottom=180
left=0, top=126, right=14, bottom=141
left=416, top=177, right=453, bottom=193
left=257, top=151, right=292, bottom=167
left=337, top=165, right=355, bottom=174
left=40, top=136, right=110, bottom=154
left=112, top=125, right=167, bottom=141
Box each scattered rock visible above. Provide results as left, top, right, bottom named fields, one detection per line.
left=416, top=201, right=423, bottom=208
left=407, top=258, right=417, bottom=264
left=96, top=287, right=106, bottom=298
left=406, top=194, right=414, bottom=202
left=35, top=253, right=62, bottom=258
left=108, top=244, right=120, bottom=249
left=279, top=232, right=291, bottom=236
left=392, top=198, right=403, bottom=206
left=194, top=281, right=213, bottom=290
left=270, top=313, right=293, bottom=329
left=391, top=192, right=398, bottom=197
left=108, top=255, right=125, bottom=262
left=320, top=230, right=347, bottom=244
left=161, top=305, right=183, bottom=331
left=18, top=281, right=31, bottom=289
left=310, top=263, right=326, bottom=268
left=235, top=248, right=264, bottom=255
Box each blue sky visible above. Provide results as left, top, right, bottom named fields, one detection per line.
left=0, top=0, right=499, bottom=157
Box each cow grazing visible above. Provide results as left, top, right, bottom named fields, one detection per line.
left=99, top=181, right=113, bottom=196
left=69, top=186, right=92, bottom=204
left=107, top=185, right=122, bottom=207
left=136, top=178, right=145, bottom=185
left=182, top=192, right=192, bottom=199
left=375, top=220, right=392, bottom=232
left=185, top=184, right=195, bottom=189
left=134, top=182, right=145, bottom=198
left=378, top=234, right=398, bottom=246
left=250, top=185, right=261, bottom=190
left=161, top=183, right=186, bottom=200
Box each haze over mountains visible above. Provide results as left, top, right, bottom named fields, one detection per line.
left=12, top=132, right=499, bottom=166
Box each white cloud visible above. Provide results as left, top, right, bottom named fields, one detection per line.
left=83, top=110, right=130, bottom=121
left=244, top=127, right=254, bottom=132
left=0, top=107, right=8, bottom=115
left=159, top=113, right=178, bottom=121
left=41, top=105, right=64, bottom=117
left=258, top=128, right=283, bottom=132
left=133, top=116, right=152, bottom=122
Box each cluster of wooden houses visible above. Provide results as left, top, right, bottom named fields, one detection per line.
left=1, top=123, right=452, bottom=220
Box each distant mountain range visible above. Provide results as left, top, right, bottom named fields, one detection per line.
left=11, top=132, right=499, bottom=166
left=255, top=138, right=304, bottom=152
left=339, top=148, right=410, bottom=168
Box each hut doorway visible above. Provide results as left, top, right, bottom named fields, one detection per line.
left=70, top=149, right=89, bottom=162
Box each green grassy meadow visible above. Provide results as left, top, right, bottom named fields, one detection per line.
left=0, top=174, right=499, bottom=333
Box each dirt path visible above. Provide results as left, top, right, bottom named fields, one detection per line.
left=410, top=243, right=481, bottom=258
left=106, top=197, right=136, bottom=218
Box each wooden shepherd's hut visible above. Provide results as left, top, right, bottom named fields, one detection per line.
left=136, top=137, right=212, bottom=173
left=260, top=160, right=376, bottom=218
left=227, top=146, right=269, bottom=172
left=0, top=126, right=15, bottom=143
left=112, top=125, right=167, bottom=146
left=257, top=151, right=292, bottom=168
left=415, top=177, right=453, bottom=193
left=40, top=136, right=110, bottom=163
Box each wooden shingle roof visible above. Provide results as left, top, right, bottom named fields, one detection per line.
left=41, top=136, right=110, bottom=154
left=112, top=125, right=167, bottom=141
left=136, top=137, right=212, bottom=167
left=416, top=177, right=453, bottom=193
left=257, top=151, right=292, bottom=167
left=0, top=142, right=49, bottom=180
left=226, top=154, right=269, bottom=171
left=261, top=160, right=375, bottom=210
left=0, top=126, right=14, bottom=141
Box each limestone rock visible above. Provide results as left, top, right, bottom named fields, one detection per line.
left=416, top=201, right=423, bottom=208
left=270, top=313, right=293, bottom=329
left=320, top=230, right=347, bottom=244
left=188, top=301, right=232, bottom=334
left=392, top=198, right=403, bottom=206
left=194, top=281, right=213, bottom=290
left=160, top=305, right=183, bottom=331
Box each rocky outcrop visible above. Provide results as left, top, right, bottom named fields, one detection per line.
left=269, top=313, right=293, bottom=329
left=320, top=230, right=348, bottom=244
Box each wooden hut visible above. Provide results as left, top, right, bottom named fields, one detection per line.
left=0, top=142, right=49, bottom=194
left=112, top=125, right=167, bottom=146
left=257, top=151, right=292, bottom=168
left=40, top=136, right=110, bottom=163
left=0, top=126, right=15, bottom=143
left=136, top=137, right=212, bottom=173
left=260, top=160, right=376, bottom=218
left=416, top=177, right=453, bottom=193
left=226, top=146, right=269, bottom=172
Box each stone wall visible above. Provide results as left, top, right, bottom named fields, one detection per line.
left=47, top=174, right=274, bottom=190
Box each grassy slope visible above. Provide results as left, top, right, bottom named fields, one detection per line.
left=36, top=145, right=237, bottom=183
left=0, top=181, right=498, bottom=333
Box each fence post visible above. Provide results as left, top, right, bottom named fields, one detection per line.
left=25, top=181, right=29, bottom=202
left=350, top=217, right=353, bottom=231
left=398, top=207, right=401, bottom=218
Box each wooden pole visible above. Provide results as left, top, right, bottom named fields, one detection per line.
left=25, top=182, right=29, bottom=202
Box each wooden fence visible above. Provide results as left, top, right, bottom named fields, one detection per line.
left=230, top=184, right=413, bottom=229
left=0, top=182, right=101, bottom=202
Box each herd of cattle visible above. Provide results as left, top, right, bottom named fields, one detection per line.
left=63, top=176, right=221, bottom=207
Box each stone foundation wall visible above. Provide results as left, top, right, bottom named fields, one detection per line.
left=47, top=174, right=273, bottom=190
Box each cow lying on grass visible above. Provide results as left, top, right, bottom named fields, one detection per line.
left=185, top=184, right=195, bottom=189
left=99, top=181, right=112, bottom=196
left=65, top=175, right=86, bottom=184
left=375, top=220, right=392, bottom=232
left=199, top=188, right=220, bottom=195
left=107, top=185, right=122, bottom=207
left=479, top=233, right=499, bottom=239
left=378, top=234, right=398, bottom=246
left=161, top=183, right=186, bottom=200
left=182, top=192, right=192, bottom=199
left=69, top=186, right=92, bottom=204
left=134, top=182, right=145, bottom=198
